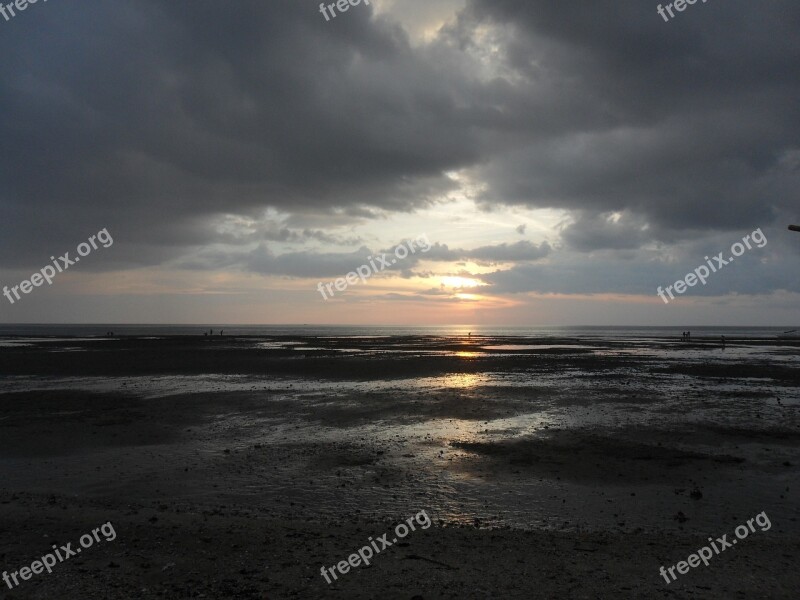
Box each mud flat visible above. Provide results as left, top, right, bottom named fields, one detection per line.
left=0, top=334, right=798, bottom=597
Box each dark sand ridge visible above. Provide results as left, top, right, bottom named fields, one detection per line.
left=0, top=335, right=799, bottom=598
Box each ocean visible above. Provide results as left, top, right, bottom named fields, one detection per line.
left=0, top=324, right=796, bottom=339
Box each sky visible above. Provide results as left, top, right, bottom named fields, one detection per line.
left=1, top=0, right=799, bottom=325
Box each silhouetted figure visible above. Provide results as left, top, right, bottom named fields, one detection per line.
left=721, top=335, right=726, bottom=349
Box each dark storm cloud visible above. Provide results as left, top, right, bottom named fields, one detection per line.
left=559, top=211, right=652, bottom=252
left=460, top=0, right=800, bottom=244
left=1, top=0, right=798, bottom=310
left=0, top=0, right=482, bottom=267
left=476, top=254, right=800, bottom=297
left=476, top=227, right=800, bottom=296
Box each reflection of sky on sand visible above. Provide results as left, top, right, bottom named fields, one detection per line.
left=5, top=361, right=799, bottom=533
left=255, top=338, right=800, bottom=368
left=435, top=372, right=483, bottom=388
left=0, top=372, right=499, bottom=398
left=3, top=333, right=799, bottom=536
left=255, top=341, right=306, bottom=349
left=4, top=359, right=798, bottom=423
left=595, top=343, right=800, bottom=365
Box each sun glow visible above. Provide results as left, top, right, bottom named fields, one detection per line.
left=441, top=276, right=483, bottom=289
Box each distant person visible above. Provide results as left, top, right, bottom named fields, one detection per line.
left=721, top=335, right=726, bottom=348
left=220, top=330, right=224, bottom=336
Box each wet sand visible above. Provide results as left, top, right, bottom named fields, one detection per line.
left=0, top=334, right=799, bottom=598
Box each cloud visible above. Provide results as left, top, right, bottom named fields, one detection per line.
left=476, top=228, right=799, bottom=296
left=560, top=211, right=652, bottom=252
left=170, top=235, right=552, bottom=279
left=0, top=0, right=483, bottom=267
left=1, top=0, right=798, bottom=314
left=457, top=0, right=800, bottom=240
left=244, top=245, right=378, bottom=279
left=467, top=240, right=551, bottom=263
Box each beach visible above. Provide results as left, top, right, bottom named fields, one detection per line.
left=0, top=330, right=799, bottom=598
left=5, top=0, right=800, bottom=596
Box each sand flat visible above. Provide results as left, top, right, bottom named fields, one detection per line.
left=0, top=333, right=798, bottom=597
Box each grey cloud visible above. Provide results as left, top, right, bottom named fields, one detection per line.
left=245, top=245, right=375, bottom=279
left=560, top=211, right=652, bottom=252
left=476, top=227, right=800, bottom=296
left=1, top=0, right=798, bottom=305
left=467, top=240, right=551, bottom=263
left=0, top=0, right=483, bottom=267
left=180, top=237, right=552, bottom=279
left=376, top=240, right=551, bottom=267
left=459, top=0, right=800, bottom=241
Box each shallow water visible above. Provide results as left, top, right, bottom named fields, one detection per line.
left=1, top=334, right=799, bottom=535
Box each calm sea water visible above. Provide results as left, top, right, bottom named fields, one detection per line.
left=0, top=324, right=795, bottom=338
